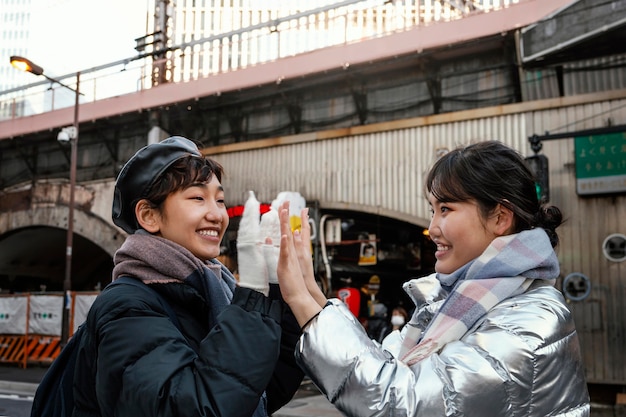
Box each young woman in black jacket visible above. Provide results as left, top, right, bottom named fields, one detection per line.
left=73, top=136, right=303, bottom=417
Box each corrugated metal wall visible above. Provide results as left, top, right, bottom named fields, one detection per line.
left=214, top=113, right=528, bottom=227
left=564, top=55, right=626, bottom=96
left=522, top=54, right=626, bottom=101
left=527, top=99, right=626, bottom=385
left=212, top=95, right=626, bottom=385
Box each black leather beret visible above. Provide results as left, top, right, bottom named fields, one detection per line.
left=112, top=136, right=202, bottom=233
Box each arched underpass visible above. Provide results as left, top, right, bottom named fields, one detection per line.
left=0, top=183, right=124, bottom=293
left=314, top=208, right=436, bottom=309
left=0, top=225, right=113, bottom=293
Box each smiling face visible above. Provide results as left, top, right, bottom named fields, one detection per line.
left=427, top=194, right=499, bottom=274
left=424, top=142, right=536, bottom=273
left=137, top=176, right=229, bottom=260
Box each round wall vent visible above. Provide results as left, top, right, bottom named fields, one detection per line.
left=602, top=233, right=626, bottom=262
left=563, top=273, right=591, bottom=301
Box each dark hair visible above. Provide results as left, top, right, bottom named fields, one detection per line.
left=425, top=140, right=562, bottom=247
left=141, top=155, right=224, bottom=211
left=392, top=307, right=408, bottom=320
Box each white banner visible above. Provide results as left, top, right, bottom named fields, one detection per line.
left=0, top=292, right=99, bottom=336
left=73, top=294, right=98, bottom=332
left=29, top=295, right=63, bottom=336
left=0, top=297, right=27, bottom=334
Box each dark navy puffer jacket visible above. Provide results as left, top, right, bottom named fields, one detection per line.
left=72, top=281, right=303, bottom=417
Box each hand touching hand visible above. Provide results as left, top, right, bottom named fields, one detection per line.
left=294, top=206, right=328, bottom=308
left=277, top=201, right=324, bottom=328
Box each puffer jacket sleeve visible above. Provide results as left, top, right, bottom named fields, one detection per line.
left=297, top=299, right=431, bottom=417
left=264, top=283, right=305, bottom=414
left=296, top=293, right=589, bottom=417
left=78, top=284, right=281, bottom=417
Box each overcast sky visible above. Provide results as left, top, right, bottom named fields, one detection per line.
left=27, top=0, right=149, bottom=77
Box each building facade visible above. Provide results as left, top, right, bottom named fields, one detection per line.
left=0, top=0, right=625, bottom=407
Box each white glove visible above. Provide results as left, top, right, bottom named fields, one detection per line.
left=260, top=209, right=280, bottom=285
left=237, top=191, right=268, bottom=296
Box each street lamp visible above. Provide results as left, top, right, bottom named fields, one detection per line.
left=10, top=55, right=80, bottom=345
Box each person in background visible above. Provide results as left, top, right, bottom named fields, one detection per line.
left=73, top=136, right=303, bottom=417
left=378, top=306, right=408, bottom=343
left=276, top=140, right=590, bottom=416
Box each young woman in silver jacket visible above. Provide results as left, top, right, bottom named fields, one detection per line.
left=276, top=140, right=590, bottom=417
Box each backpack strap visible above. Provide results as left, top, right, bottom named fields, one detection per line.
left=108, top=276, right=183, bottom=332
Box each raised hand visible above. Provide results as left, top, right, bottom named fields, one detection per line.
left=277, top=201, right=323, bottom=328
left=296, top=207, right=328, bottom=308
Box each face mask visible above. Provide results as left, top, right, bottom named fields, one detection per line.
left=391, top=315, right=405, bottom=327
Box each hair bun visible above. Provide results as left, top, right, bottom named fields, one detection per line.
left=535, top=205, right=563, bottom=247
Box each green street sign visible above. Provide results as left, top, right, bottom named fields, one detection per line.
left=575, top=132, right=626, bottom=195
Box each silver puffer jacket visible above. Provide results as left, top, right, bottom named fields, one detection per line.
left=296, top=276, right=590, bottom=417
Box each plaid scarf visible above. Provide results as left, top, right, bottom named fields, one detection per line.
left=399, top=228, right=559, bottom=366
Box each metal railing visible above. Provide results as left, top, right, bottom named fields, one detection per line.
left=0, top=0, right=519, bottom=122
